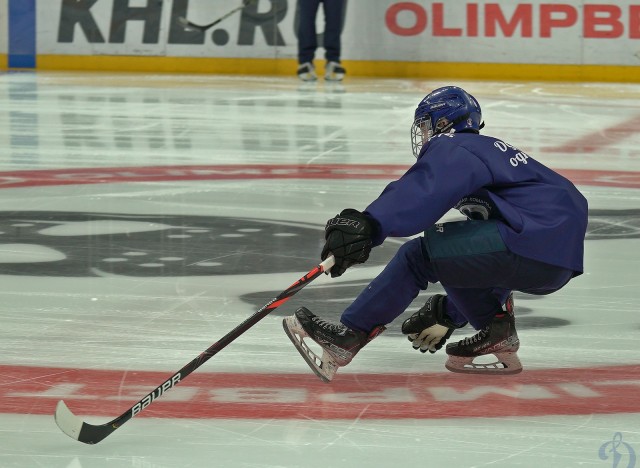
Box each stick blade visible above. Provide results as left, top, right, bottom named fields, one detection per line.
left=55, top=400, right=114, bottom=444
left=54, top=400, right=84, bottom=441
left=176, top=16, right=196, bottom=30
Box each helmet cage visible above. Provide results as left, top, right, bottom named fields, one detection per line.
left=410, top=115, right=432, bottom=158
left=411, top=114, right=457, bottom=158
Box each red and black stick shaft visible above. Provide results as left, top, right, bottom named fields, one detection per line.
left=54, top=255, right=335, bottom=445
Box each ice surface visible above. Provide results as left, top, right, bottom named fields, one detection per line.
left=0, top=72, right=638, bottom=467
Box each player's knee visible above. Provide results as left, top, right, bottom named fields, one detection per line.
left=395, top=238, right=436, bottom=284
left=395, top=237, right=422, bottom=259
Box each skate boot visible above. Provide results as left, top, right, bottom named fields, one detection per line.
left=325, top=61, right=346, bottom=81
left=297, top=62, right=318, bottom=82
left=445, top=293, right=522, bottom=375
left=283, top=307, right=385, bottom=382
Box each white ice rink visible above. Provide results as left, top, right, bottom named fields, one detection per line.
left=0, top=72, right=639, bottom=468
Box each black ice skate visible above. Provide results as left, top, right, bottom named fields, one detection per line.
left=283, top=307, right=385, bottom=383
left=445, top=293, right=522, bottom=375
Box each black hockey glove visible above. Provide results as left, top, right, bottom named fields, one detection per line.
left=401, top=295, right=467, bottom=353
left=321, top=208, right=374, bottom=278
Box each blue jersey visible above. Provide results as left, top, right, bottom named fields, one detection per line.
left=364, top=132, right=588, bottom=275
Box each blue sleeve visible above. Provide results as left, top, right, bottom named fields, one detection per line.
left=364, top=138, right=494, bottom=246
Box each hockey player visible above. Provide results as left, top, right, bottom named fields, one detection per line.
left=283, top=86, right=588, bottom=382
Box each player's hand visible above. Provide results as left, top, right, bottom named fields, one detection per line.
left=404, top=324, right=453, bottom=353
left=401, top=295, right=463, bottom=353
left=321, top=209, right=374, bottom=278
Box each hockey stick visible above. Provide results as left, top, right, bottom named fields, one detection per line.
left=177, top=0, right=256, bottom=32
left=55, top=255, right=335, bottom=445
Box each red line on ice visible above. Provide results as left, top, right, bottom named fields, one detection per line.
left=3, top=364, right=640, bottom=420
left=0, top=165, right=638, bottom=189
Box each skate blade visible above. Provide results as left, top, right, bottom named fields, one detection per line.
left=325, top=74, right=345, bottom=82
left=445, top=352, right=523, bottom=375
left=282, top=315, right=339, bottom=383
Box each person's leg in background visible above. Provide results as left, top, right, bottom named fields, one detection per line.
left=297, top=0, right=321, bottom=81
left=321, top=0, right=346, bottom=80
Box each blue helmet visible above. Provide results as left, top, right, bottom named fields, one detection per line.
left=411, top=86, right=484, bottom=158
